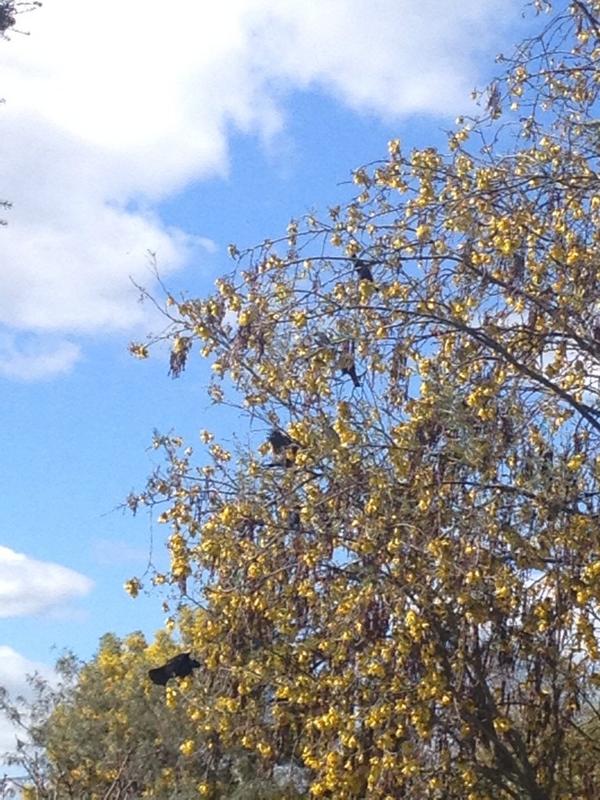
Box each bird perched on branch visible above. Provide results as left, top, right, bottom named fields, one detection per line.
left=340, top=361, right=361, bottom=387
left=266, top=428, right=301, bottom=468
left=268, top=429, right=294, bottom=454
left=148, top=652, right=200, bottom=686
left=337, top=341, right=361, bottom=387
left=353, top=258, right=374, bottom=283
left=313, top=331, right=362, bottom=388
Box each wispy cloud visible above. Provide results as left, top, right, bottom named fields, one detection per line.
left=0, top=0, right=513, bottom=377
left=0, top=546, right=92, bottom=618
left=0, top=330, right=80, bottom=380
left=252, top=0, right=511, bottom=116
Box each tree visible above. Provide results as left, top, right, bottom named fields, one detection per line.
left=123, top=2, right=600, bottom=797
left=0, top=2, right=17, bottom=35
left=0, top=633, right=306, bottom=799
left=0, top=2, right=42, bottom=36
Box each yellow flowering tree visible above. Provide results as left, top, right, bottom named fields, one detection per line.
left=0, top=633, right=303, bottom=799
left=125, top=2, right=600, bottom=798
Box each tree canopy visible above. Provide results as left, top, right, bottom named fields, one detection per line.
left=126, top=2, right=600, bottom=797
left=0, top=633, right=305, bottom=799
left=5, top=1, right=600, bottom=798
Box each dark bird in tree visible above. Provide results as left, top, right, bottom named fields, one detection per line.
left=341, top=363, right=361, bottom=387
left=148, top=652, right=200, bottom=686
left=338, top=341, right=361, bottom=387
left=354, top=259, right=374, bottom=283
left=268, top=429, right=294, bottom=454
left=266, top=429, right=301, bottom=468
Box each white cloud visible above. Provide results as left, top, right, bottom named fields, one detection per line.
left=252, top=0, right=511, bottom=116
left=0, top=0, right=514, bottom=376
left=0, top=330, right=80, bottom=380
left=0, top=545, right=93, bottom=618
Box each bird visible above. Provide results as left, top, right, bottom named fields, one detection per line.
left=313, top=332, right=362, bottom=388
left=267, top=429, right=294, bottom=454
left=337, top=343, right=361, bottom=388
left=341, top=363, right=361, bottom=387
left=266, top=429, right=301, bottom=468
left=354, top=259, right=374, bottom=283
left=148, top=652, right=200, bottom=686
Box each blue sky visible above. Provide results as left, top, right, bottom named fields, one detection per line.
left=0, top=0, right=529, bottom=749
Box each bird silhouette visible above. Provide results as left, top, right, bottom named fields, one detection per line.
left=266, top=429, right=301, bottom=468
left=267, top=429, right=294, bottom=454
left=337, top=343, right=361, bottom=387
left=341, top=363, right=361, bottom=387
left=148, top=652, right=200, bottom=686
left=354, top=259, right=374, bottom=283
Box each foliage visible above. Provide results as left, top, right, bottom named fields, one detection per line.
left=0, top=634, right=305, bottom=799
left=0, top=2, right=17, bottom=36
left=0, top=1, right=41, bottom=36
left=124, top=2, right=600, bottom=798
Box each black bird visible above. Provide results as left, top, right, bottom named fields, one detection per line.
left=268, top=429, right=294, bottom=454
left=148, top=652, right=200, bottom=686
left=338, top=343, right=361, bottom=388
left=341, top=363, right=361, bottom=387
left=354, top=259, right=374, bottom=283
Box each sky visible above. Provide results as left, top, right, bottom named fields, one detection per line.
left=0, top=0, right=529, bottom=755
